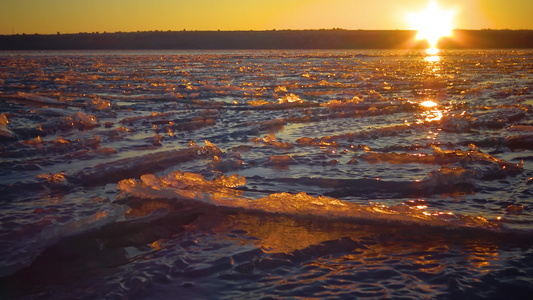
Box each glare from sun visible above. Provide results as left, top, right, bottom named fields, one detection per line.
left=408, top=1, right=455, bottom=49
left=426, top=48, right=439, bottom=55
left=420, top=100, right=438, bottom=108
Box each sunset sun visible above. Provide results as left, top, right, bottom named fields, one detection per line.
left=408, top=0, right=455, bottom=52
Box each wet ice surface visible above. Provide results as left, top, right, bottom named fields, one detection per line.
left=1, top=49, right=533, bottom=299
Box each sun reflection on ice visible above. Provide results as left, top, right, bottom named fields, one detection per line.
left=420, top=100, right=438, bottom=108
left=425, top=48, right=440, bottom=56
left=423, top=49, right=442, bottom=76
left=424, top=53, right=440, bottom=63
left=418, top=100, right=443, bottom=128
left=408, top=99, right=444, bottom=126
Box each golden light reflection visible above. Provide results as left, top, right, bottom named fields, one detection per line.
left=421, top=43, right=444, bottom=82
left=420, top=100, right=438, bottom=108
left=418, top=100, right=443, bottom=125
left=225, top=214, right=357, bottom=253
left=424, top=54, right=440, bottom=63
left=426, top=48, right=440, bottom=56
left=464, top=241, right=500, bottom=273
left=408, top=0, right=455, bottom=49
left=215, top=212, right=501, bottom=279
left=151, top=240, right=162, bottom=251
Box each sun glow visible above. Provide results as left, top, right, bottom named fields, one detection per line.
left=408, top=1, right=455, bottom=49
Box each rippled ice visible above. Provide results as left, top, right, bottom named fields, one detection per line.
left=1, top=50, right=533, bottom=299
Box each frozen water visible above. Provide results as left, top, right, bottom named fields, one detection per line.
left=0, top=49, right=533, bottom=299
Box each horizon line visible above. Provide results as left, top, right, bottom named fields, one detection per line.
left=4, top=28, right=533, bottom=36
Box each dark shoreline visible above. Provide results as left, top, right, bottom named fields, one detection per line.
left=1, top=29, right=533, bottom=50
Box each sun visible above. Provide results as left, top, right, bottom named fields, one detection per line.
left=408, top=1, right=455, bottom=50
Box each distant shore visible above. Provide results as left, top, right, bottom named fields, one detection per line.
left=1, top=29, right=533, bottom=50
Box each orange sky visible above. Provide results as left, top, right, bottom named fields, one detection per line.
left=0, top=0, right=532, bottom=35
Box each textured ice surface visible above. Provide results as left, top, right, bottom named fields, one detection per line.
left=1, top=50, right=533, bottom=299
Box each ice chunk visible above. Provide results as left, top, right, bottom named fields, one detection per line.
left=320, top=96, right=363, bottom=109
left=269, top=155, right=291, bottom=166
left=261, top=134, right=293, bottom=149
left=423, top=166, right=474, bottom=189
left=85, top=97, right=112, bottom=111
left=441, top=113, right=471, bottom=132
left=36, top=172, right=70, bottom=188
left=30, top=108, right=72, bottom=117
left=296, top=137, right=317, bottom=146
left=14, top=92, right=64, bottom=105
left=0, top=113, right=16, bottom=141
left=432, top=145, right=523, bottom=178
left=0, top=114, right=8, bottom=127
left=210, top=155, right=244, bottom=172
left=74, top=147, right=201, bottom=186
left=247, top=100, right=271, bottom=106
left=262, top=134, right=277, bottom=143
left=507, top=125, right=533, bottom=131
left=274, top=86, right=288, bottom=93
left=38, top=112, right=99, bottom=132
left=22, top=136, right=43, bottom=146
left=202, top=140, right=223, bottom=156
left=365, top=90, right=385, bottom=101
left=277, top=93, right=304, bottom=104
left=116, top=171, right=501, bottom=231
left=360, top=152, right=436, bottom=164
left=53, top=136, right=71, bottom=144
left=117, top=170, right=248, bottom=206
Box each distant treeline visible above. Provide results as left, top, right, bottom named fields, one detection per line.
left=1, top=29, right=533, bottom=50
